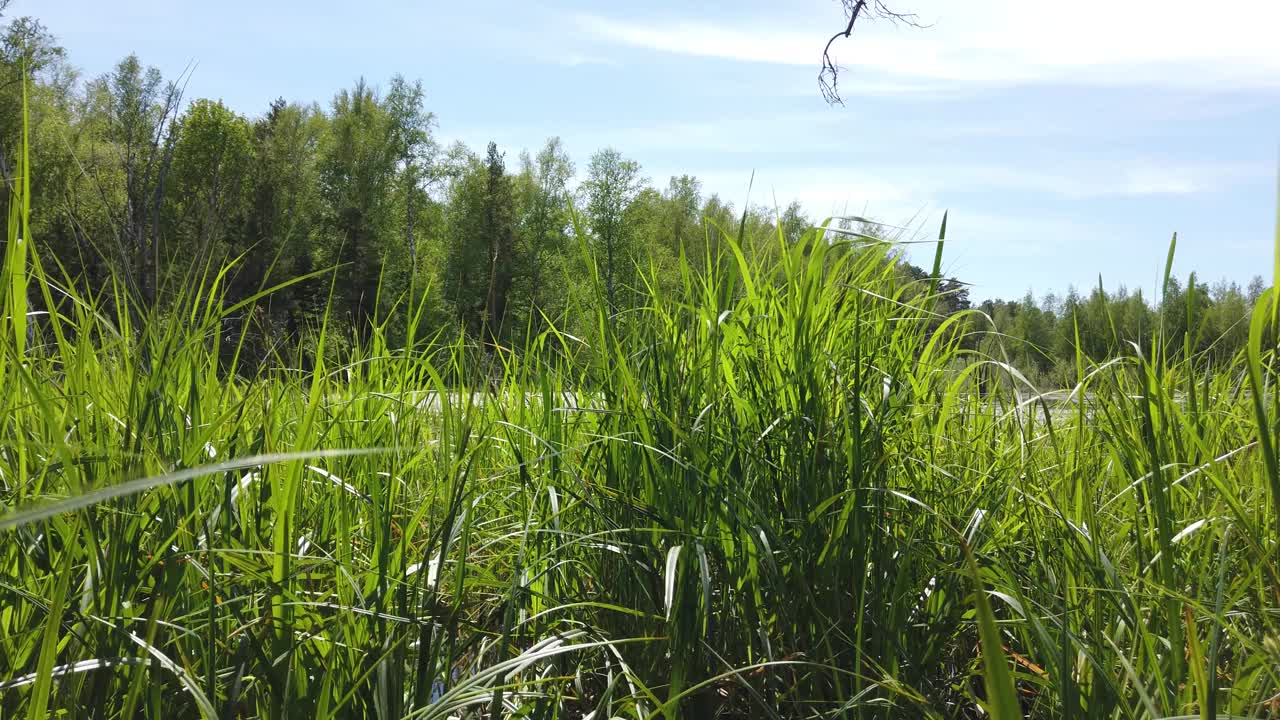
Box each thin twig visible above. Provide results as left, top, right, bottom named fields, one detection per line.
left=820, top=0, right=931, bottom=105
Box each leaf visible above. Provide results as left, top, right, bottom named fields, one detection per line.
left=0, top=449, right=385, bottom=531
left=964, top=546, right=1022, bottom=720
left=664, top=544, right=682, bottom=621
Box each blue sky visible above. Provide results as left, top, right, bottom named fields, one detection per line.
left=18, top=0, right=1280, bottom=300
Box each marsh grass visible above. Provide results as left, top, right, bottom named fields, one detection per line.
left=2, top=87, right=1280, bottom=718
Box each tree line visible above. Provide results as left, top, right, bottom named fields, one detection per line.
left=0, top=10, right=1263, bottom=383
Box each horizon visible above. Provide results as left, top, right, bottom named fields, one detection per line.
left=17, top=0, right=1280, bottom=301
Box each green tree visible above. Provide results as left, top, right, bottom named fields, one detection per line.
left=1, top=13, right=91, bottom=292
left=697, top=193, right=736, bottom=273
left=0, top=8, right=67, bottom=179
left=1111, top=286, right=1153, bottom=355
left=1247, top=275, right=1266, bottom=306
left=661, top=174, right=701, bottom=258
left=227, top=98, right=327, bottom=367
left=1010, top=292, right=1056, bottom=377
left=778, top=201, right=810, bottom=245
left=514, top=136, right=573, bottom=329
left=1202, top=280, right=1248, bottom=363
left=319, top=79, right=402, bottom=339
left=1158, top=274, right=1210, bottom=359
left=481, top=141, right=519, bottom=343
left=442, top=149, right=488, bottom=336
left=1079, top=278, right=1113, bottom=359
left=1053, top=285, right=1084, bottom=368
left=383, top=74, right=435, bottom=283
left=164, top=99, right=253, bottom=293
left=583, top=147, right=643, bottom=313
left=87, top=54, right=184, bottom=309
left=441, top=142, right=522, bottom=344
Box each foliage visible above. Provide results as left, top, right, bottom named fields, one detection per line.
left=3, top=186, right=1280, bottom=718
left=582, top=147, right=644, bottom=315
left=3, top=16, right=1261, bottom=377
left=0, top=20, right=1277, bottom=719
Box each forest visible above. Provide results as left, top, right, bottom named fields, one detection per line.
left=0, top=15, right=1262, bottom=383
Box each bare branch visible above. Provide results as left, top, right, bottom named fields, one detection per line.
left=820, top=0, right=929, bottom=105
left=819, top=0, right=864, bottom=105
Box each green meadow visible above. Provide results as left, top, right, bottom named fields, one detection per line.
left=2, top=17, right=1280, bottom=720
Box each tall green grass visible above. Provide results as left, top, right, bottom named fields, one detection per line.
left=3, top=92, right=1280, bottom=717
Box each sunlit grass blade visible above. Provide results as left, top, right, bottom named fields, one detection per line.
left=0, top=449, right=386, bottom=530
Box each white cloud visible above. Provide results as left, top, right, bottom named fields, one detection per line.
left=653, top=161, right=1252, bottom=227
left=557, top=54, right=616, bottom=68
left=575, top=15, right=818, bottom=68
left=567, top=112, right=852, bottom=154
left=1118, top=168, right=1202, bottom=196
left=576, top=1, right=1280, bottom=91
left=846, top=161, right=1256, bottom=201
left=926, top=164, right=1216, bottom=199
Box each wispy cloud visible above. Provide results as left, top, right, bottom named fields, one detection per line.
left=688, top=169, right=917, bottom=217
left=673, top=161, right=1252, bottom=212
left=926, top=164, right=1218, bottom=199
left=566, top=112, right=852, bottom=154
left=575, top=14, right=817, bottom=68
left=556, top=54, right=615, bottom=68
left=900, top=161, right=1262, bottom=200
left=1117, top=168, right=1203, bottom=196
left=576, top=0, right=1280, bottom=92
